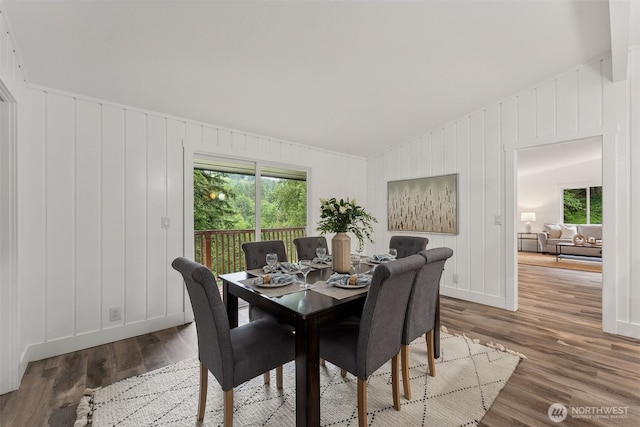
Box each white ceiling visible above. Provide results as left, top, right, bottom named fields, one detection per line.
left=517, top=137, right=602, bottom=178
left=3, top=1, right=617, bottom=156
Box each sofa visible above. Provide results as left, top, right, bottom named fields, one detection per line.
left=537, top=223, right=603, bottom=257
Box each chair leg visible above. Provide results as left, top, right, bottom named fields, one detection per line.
left=426, top=329, right=436, bottom=377
left=357, top=378, right=367, bottom=427
left=391, top=354, right=400, bottom=410
left=320, top=358, right=326, bottom=366
left=401, top=344, right=411, bottom=399
left=276, top=365, right=283, bottom=389
left=263, top=371, right=270, bottom=384
left=223, top=389, right=233, bottom=427
left=198, top=363, right=208, bottom=421
left=341, top=368, right=347, bottom=378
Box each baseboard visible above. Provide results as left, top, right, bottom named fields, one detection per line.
left=18, top=313, right=189, bottom=388
left=440, top=286, right=508, bottom=310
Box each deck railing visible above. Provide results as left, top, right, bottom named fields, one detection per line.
left=194, top=227, right=307, bottom=276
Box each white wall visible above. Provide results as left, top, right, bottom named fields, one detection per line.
left=367, top=54, right=640, bottom=341
left=0, top=5, right=26, bottom=394
left=11, top=85, right=369, bottom=393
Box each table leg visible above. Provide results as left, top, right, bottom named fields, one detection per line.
left=295, top=316, right=320, bottom=427
left=434, top=292, right=440, bottom=359
left=222, top=280, right=238, bottom=328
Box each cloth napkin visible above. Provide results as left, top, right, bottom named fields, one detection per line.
left=254, top=273, right=295, bottom=285
left=312, top=255, right=332, bottom=264
left=368, top=254, right=393, bottom=263
left=263, top=262, right=300, bottom=274
left=326, top=273, right=371, bottom=287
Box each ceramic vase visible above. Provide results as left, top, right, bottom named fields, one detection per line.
left=331, top=232, right=351, bottom=273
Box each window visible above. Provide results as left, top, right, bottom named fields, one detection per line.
left=563, top=186, right=602, bottom=224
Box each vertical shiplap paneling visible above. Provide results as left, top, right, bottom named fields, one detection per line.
left=74, top=100, right=102, bottom=334
left=218, top=129, right=232, bottom=152
left=556, top=70, right=579, bottom=136
left=146, top=115, right=167, bottom=319
left=46, top=93, right=75, bottom=339
left=166, top=119, right=185, bottom=315
left=443, top=124, right=457, bottom=173
left=232, top=131, right=246, bottom=152
left=501, top=98, right=518, bottom=144
left=245, top=134, right=258, bottom=154
left=454, top=118, right=470, bottom=290
left=517, top=90, right=536, bottom=141
left=431, top=129, right=444, bottom=177
left=124, top=110, right=147, bottom=322
left=258, top=136, right=270, bottom=158
left=468, top=111, right=485, bottom=294
left=419, top=133, right=432, bottom=178
left=409, top=138, right=421, bottom=176
left=202, top=126, right=217, bottom=150
left=578, top=60, right=603, bottom=130
left=536, top=80, right=556, bottom=138
left=19, top=89, right=47, bottom=344
left=101, top=105, right=126, bottom=326
left=397, top=142, right=412, bottom=179
left=484, top=104, right=502, bottom=297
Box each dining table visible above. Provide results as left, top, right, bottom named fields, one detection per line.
left=220, top=258, right=441, bottom=427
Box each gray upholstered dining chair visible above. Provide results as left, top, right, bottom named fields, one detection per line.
left=389, top=235, right=429, bottom=259
left=171, top=257, right=295, bottom=426
left=241, top=240, right=292, bottom=380
left=241, top=240, right=288, bottom=271
left=318, top=254, right=425, bottom=427
left=400, top=247, right=453, bottom=399
left=293, top=236, right=329, bottom=261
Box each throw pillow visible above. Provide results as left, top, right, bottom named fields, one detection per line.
left=544, top=223, right=562, bottom=238
left=560, top=224, right=578, bottom=239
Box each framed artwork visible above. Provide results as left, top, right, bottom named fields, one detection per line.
left=387, top=173, right=458, bottom=234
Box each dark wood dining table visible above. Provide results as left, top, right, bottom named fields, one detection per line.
left=220, top=262, right=441, bottom=427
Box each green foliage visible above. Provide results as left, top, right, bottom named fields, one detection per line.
left=193, top=170, right=236, bottom=230
left=316, top=197, right=377, bottom=251
left=563, top=187, right=602, bottom=224
left=194, top=170, right=307, bottom=230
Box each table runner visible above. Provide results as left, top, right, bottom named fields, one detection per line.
left=309, top=281, right=369, bottom=300
left=238, top=278, right=310, bottom=297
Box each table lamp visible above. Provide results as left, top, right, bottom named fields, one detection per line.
left=521, top=212, right=536, bottom=233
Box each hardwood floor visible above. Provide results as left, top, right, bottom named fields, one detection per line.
left=2, top=265, right=639, bottom=426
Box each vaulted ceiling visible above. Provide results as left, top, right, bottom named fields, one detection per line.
left=3, top=1, right=634, bottom=156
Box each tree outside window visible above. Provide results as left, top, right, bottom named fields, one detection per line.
left=563, top=186, right=602, bottom=224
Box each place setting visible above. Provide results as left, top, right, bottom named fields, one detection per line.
left=364, top=247, right=397, bottom=265
left=241, top=254, right=318, bottom=296
left=310, top=255, right=373, bottom=299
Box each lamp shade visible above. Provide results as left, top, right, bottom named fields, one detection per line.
left=520, top=212, right=536, bottom=222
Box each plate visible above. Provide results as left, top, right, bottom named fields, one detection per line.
left=253, top=275, right=296, bottom=287
left=334, top=282, right=369, bottom=289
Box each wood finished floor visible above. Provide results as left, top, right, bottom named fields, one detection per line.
left=1, top=264, right=639, bottom=426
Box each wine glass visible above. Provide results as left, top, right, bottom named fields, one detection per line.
left=266, top=253, right=278, bottom=273
left=316, top=247, right=327, bottom=263
left=299, top=260, right=312, bottom=288
left=388, top=248, right=398, bottom=261
left=350, top=254, right=361, bottom=273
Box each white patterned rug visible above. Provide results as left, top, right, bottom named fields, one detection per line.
left=75, top=331, right=524, bottom=426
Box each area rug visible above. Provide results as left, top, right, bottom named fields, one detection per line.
left=518, top=252, right=602, bottom=273
left=75, top=331, right=524, bottom=426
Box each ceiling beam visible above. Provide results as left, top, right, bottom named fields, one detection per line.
left=609, top=0, right=631, bottom=82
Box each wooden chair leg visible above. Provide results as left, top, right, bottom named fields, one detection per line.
left=263, top=371, right=270, bottom=384
left=391, top=354, right=400, bottom=410
left=320, top=358, right=326, bottom=366
left=401, top=344, right=411, bottom=399
left=198, top=363, right=208, bottom=421
left=341, top=368, right=347, bottom=378
left=426, top=330, right=436, bottom=377
left=357, top=378, right=367, bottom=427
left=223, top=389, right=233, bottom=427
left=276, top=365, right=283, bottom=389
